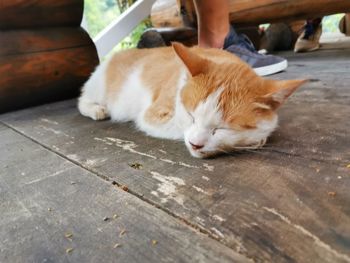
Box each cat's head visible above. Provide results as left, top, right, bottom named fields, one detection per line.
left=173, top=42, right=306, bottom=158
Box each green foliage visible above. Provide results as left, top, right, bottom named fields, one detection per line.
left=116, top=21, right=150, bottom=50
left=322, top=14, right=344, bottom=33
left=84, top=0, right=151, bottom=52
left=84, top=0, right=120, bottom=38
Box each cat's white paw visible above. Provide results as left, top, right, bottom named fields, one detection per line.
left=90, top=105, right=109, bottom=120
left=78, top=99, right=109, bottom=121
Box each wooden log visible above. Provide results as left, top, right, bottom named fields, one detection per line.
left=151, top=0, right=350, bottom=28
left=0, top=0, right=83, bottom=29
left=228, top=0, right=350, bottom=26
left=0, top=28, right=98, bottom=113
left=151, top=0, right=184, bottom=28
left=0, top=28, right=95, bottom=56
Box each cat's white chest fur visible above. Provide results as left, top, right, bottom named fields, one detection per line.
left=109, top=67, right=152, bottom=122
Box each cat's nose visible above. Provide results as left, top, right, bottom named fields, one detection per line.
left=189, top=142, right=204, bottom=150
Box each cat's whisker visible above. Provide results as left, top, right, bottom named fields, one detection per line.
left=216, top=145, right=278, bottom=157
left=217, top=149, right=263, bottom=157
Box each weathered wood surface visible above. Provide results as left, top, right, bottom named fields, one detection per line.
left=0, top=28, right=99, bottom=113
left=1, top=48, right=350, bottom=262
left=0, top=123, right=247, bottom=263
left=0, top=0, right=83, bottom=29
left=151, top=0, right=350, bottom=28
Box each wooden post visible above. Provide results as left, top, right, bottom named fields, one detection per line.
left=0, top=0, right=98, bottom=113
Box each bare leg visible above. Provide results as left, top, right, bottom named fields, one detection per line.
left=193, top=0, right=287, bottom=76
left=193, top=0, right=230, bottom=48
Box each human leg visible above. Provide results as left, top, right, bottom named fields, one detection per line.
left=193, top=0, right=230, bottom=48
left=193, top=0, right=287, bottom=76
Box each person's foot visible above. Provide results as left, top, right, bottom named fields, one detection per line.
left=223, top=26, right=288, bottom=76
left=294, top=19, right=322, bottom=53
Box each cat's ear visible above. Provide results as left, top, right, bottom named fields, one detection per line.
left=172, top=42, right=209, bottom=77
left=256, top=79, right=307, bottom=111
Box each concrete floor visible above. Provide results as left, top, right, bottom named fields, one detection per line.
left=1, top=40, right=350, bottom=262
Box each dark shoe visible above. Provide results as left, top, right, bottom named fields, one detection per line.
left=224, top=26, right=256, bottom=52
left=137, top=30, right=166, bottom=48
left=259, top=23, right=295, bottom=52
left=225, top=45, right=287, bottom=76
left=224, top=26, right=287, bottom=76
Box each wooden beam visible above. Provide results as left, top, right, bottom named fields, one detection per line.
left=0, top=0, right=83, bottom=29
left=228, top=0, right=350, bottom=26
left=151, top=0, right=350, bottom=28
left=151, top=0, right=184, bottom=28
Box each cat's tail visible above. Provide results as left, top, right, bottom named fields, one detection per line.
left=78, top=62, right=109, bottom=120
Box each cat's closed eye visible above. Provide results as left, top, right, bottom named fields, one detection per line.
left=187, top=111, right=195, bottom=123
left=212, top=127, right=230, bottom=135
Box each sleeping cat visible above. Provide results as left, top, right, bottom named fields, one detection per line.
left=78, top=42, right=306, bottom=158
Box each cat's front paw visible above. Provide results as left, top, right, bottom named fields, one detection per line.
left=91, top=105, right=109, bottom=121
left=78, top=98, right=109, bottom=121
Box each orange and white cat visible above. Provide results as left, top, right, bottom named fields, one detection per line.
left=78, top=43, right=306, bottom=158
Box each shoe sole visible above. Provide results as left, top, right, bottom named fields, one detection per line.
left=294, top=44, right=320, bottom=53
left=254, top=59, right=288, bottom=76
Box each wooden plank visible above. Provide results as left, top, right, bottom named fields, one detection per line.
left=2, top=100, right=350, bottom=262
left=1, top=49, right=350, bottom=262
left=264, top=53, right=350, bottom=162
left=0, top=123, right=248, bottom=263
left=0, top=0, right=83, bottom=29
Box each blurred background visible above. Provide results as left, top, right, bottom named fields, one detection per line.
left=83, top=0, right=345, bottom=50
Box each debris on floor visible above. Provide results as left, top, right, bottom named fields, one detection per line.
left=328, top=191, right=336, bottom=197
left=129, top=163, right=143, bottom=170
left=113, top=243, right=121, bottom=249
left=119, top=229, right=126, bottom=237
left=65, top=248, right=73, bottom=254
left=65, top=232, right=73, bottom=239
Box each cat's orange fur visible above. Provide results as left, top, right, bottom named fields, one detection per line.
left=78, top=42, right=306, bottom=158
